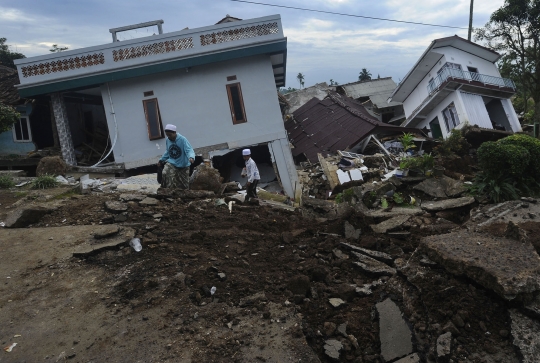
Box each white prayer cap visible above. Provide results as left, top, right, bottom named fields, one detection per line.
left=165, top=124, right=177, bottom=132
left=242, top=149, right=251, bottom=156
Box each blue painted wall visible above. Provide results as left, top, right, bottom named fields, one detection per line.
left=0, top=130, right=35, bottom=155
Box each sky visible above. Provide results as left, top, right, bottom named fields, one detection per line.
left=0, top=0, right=505, bottom=88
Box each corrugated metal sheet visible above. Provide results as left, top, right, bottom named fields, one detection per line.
left=286, top=91, right=417, bottom=162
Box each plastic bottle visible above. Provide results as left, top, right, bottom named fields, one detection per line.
left=129, top=238, right=142, bottom=252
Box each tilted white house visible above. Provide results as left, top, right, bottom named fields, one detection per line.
left=389, top=35, right=521, bottom=139
left=14, top=15, right=300, bottom=197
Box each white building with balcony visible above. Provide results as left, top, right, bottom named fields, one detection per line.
left=14, top=15, right=299, bottom=197
left=389, top=35, right=521, bottom=139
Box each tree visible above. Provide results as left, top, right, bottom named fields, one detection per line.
left=0, top=103, right=20, bottom=133
left=475, top=0, right=540, bottom=125
left=50, top=44, right=68, bottom=52
left=297, top=73, right=305, bottom=89
left=279, top=87, right=298, bottom=94
left=0, top=38, right=25, bottom=69
left=358, top=68, right=372, bottom=81
left=329, top=79, right=339, bottom=86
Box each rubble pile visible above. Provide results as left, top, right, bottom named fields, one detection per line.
left=2, top=148, right=540, bottom=362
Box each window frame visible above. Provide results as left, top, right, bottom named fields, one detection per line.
left=142, top=98, right=165, bottom=140
left=441, top=103, right=461, bottom=132
left=12, top=115, right=32, bottom=143
left=225, top=82, right=247, bottom=125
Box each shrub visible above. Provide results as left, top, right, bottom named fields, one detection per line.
left=477, top=141, right=530, bottom=178
left=32, top=175, right=58, bottom=189
left=498, top=134, right=540, bottom=179
left=435, top=129, right=470, bottom=157
left=467, top=173, right=520, bottom=203
left=0, top=175, right=15, bottom=189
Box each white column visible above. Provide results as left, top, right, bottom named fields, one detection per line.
left=268, top=138, right=299, bottom=198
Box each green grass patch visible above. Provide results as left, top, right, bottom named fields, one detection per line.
left=32, top=175, right=59, bottom=189
left=0, top=175, right=15, bottom=189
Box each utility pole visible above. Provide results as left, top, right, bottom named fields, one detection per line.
left=468, top=0, right=474, bottom=41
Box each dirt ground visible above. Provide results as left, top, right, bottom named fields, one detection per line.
left=0, top=188, right=522, bottom=362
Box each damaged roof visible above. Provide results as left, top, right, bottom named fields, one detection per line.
left=337, top=78, right=401, bottom=108
left=0, top=65, right=22, bottom=105
left=286, top=91, right=421, bottom=162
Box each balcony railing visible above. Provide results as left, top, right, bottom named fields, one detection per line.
left=16, top=15, right=283, bottom=86
left=427, top=67, right=516, bottom=95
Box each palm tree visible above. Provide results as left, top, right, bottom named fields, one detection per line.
left=358, top=68, right=372, bottom=81
left=297, top=73, right=305, bottom=89
left=329, top=79, right=338, bottom=86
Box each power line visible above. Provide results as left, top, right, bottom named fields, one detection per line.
left=230, top=0, right=468, bottom=30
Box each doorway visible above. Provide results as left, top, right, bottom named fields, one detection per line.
left=429, top=117, right=443, bottom=139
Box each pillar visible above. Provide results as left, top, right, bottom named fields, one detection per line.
left=50, top=93, right=77, bottom=165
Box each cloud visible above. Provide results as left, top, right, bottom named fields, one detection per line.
left=0, top=7, right=29, bottom=22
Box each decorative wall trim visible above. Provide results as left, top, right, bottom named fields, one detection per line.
left=112, top=38, right=194, bottom=62
left=21, top=53, right=105, bottom=78
left=200, top=22, right=279, bottom=46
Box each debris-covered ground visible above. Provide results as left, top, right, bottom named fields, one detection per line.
left=2, top=177, right=540, bottom=363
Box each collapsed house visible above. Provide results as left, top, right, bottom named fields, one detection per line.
left=336, top=77, right=405, bottom=124
left=390, top=35, right=522, bottom=138
left=285, top=91, right=422, bottom=163
left=13, top=15, right=299, bottom=197
left=282, top=82, right=334, bottom=114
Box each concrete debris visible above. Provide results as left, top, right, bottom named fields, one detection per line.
left=332, top=249, right=349, bottom=260
left=323, top=339, right=343, bottom=360
left=4, top=206, right=57, bottom=228
left=93, top=225, right=120, bottom=239
left=328, top=298, right=346, bottom=308
left=364, top=207, right=423, bottom=218
left=504, top=221, right=528, bottom=242
left=394, top=353, right=420, bottom=363
left=340, top=242, right=393, bottom=264
left=421, top=232, right=540, bottom=299
left=189, top=164, right=222, bottom=194
left=370, top=215, right=410, bottom=234
left=510, top=309, right=540, bottom=363
left=355, top=280, right=384, bottom=297
left=413, top=176, right=466, bottom=198
left=119, top=194, right=146, bottom=202
left=344, top=221, right=361, bottom=239
left=139, top=197, right=159, bottom=206
left=351, top=251, right=396, bottom=276
left=104, top=201, right=128, bottom=213
left=436, top=332, right=452, bottom=361
left=376, top=298, right=413, bottom=362
left=421, top=196, right=475, bottom=212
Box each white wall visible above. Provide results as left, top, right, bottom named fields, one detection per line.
left=101, top=55, right=286, bottom=166
left=415, top=91, right=466, bottom=139
left=403, top=46, right=503, bottom=118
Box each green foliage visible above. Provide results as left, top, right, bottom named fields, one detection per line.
left=0, top=175, right=15, bottom=188
left=499, top=134, right=540, bottom=178
left=342, top=188, right=355, bottom=202
left=399, top=153, right=434, bottom=172
left=297, top=73, right=305, bottom=89
left=0, top=38, right=25, bottom=69
left=31, top=175, right=58, bottom=189
left=279, top=87, right=298, bottom=95
left=358, top=68, right=372, bottom=81
left=473, top=134, right=540, bottom=202
left=475, top=0, right=540, bottom=124
left=393, top=192, right=404, bottom=204
left=334, top=193, right=343, bottom=204
left=399, top=132, right=416, bottom=151
left=467, top=173, right=520, bottom=203
left=0, top=103, right=20, bottom=133
left=434, top=129, right=470, bottom=156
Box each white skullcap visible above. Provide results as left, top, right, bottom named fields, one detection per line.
left=165, top=124, right=177, bottom=132
left=242, top=149, right=251, bottom=156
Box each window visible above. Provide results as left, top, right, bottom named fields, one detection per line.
left=442, top=103, right=460, bottom=132
left=226, top=83, right=247, bottom=125
left=12, top=115, right=32, bottom=142
left=142, top=98, right=165, bottom=140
